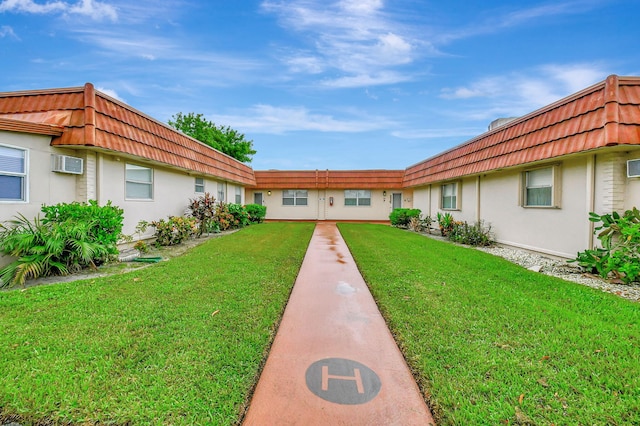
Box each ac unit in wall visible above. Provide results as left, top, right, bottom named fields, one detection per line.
left=52, top=155, right=84, bottom=175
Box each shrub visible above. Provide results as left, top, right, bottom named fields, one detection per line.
left=40, top=200, right=124, bottom=256
left=227, top=203, right=250, bottom=228
left=151, top=216, right=198, bottom=246
left=448, top=221, right=494, bottom=246
left=0, top=214, right=109, bottom=287
left=187, top=193, right=217, bottom=237
left=245, top=204, right=267, bottom=223
left=213, top=203, right=238, bottom=231
left=571, top=208, right=640, bottom=283
left=390, top=208, right=421, bottom=228
left=436, top=212, right=455, bottom=236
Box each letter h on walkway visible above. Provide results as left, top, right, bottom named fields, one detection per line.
left=321, top=365, right=364, bottom=394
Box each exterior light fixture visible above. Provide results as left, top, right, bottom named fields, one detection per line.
left=383, top=190, right=387, bottom=197
left=267, top=190, right=272, bottom=196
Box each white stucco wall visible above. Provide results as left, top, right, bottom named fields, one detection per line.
left=96, top=155, right=244, bottom=237
left=412, top=157, right=596, bottom=258
left=247, top=188, right=402, bottom=221
left=0, top=131, right=79, bottom=223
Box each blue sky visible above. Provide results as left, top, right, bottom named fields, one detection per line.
left=1, top=0, right=639, bottom=170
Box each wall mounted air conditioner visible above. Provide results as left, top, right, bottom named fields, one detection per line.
left=52, top=154, right=84, bottom=175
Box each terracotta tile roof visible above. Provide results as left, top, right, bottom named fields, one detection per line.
left=0, top=84, right=255, bottom=186
left=403, top=75, right=640, bottom=187
left=0, top=117, right=63, bottom=136
left=254, top=169, right=405, bottom=189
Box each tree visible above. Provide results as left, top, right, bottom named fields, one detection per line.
left=168, top=112, right=256, bottom=163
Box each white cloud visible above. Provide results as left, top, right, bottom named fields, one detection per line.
left=211, top=104, right=394, bottom=134
left=0, top=25, right=19, bottom=39
left=262, top=0, right=423, bottom=87
left=439, top=63, right=609, bottom=113
left=0, top=0, right=117, bottom=21
left=69, top=0, right=117, bottom=21
left=321, top=71, right=412, bottom=88
left=95, top=86, right=125, bottom=102
left=0, top=0, right=67, bottom=14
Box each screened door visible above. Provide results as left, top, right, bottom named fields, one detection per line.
left=254, top=192, right=263, bottom=205
left=392, top=193, right=402, bottom=209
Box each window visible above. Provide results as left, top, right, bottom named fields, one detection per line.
left=235, top=186, right=242, bottom=204
left=0, top=145, right=27, bottom=201
left=282, top=190, right=308, bottom=206
left=217, top=182, right=226, bottom=202
left=344, top=190, right=371, bottom=206
left=125, top=163, right=153, bottom=200
left=441, top=182, right=458, bottom=210
left=524, top=167, right=556, bottom=207
left=195, top=177, right=205, bottom=193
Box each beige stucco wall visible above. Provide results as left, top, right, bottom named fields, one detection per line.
left=412, top=157, right=597, bottom=258
left=0, top=131, right=79, bottom=223
left=245, top=188, right=405, bottom=221
left=96, top=155, right=244, bottom=238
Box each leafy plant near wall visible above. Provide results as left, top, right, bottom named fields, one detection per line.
left=448, top=220, right=494, bottom=246
left=245, top=204, right=267, bottom=223
left=150, top=216, right=198, bottom=246
left=571, top=208, right=640, bottom=283
left=41, top=200, right=124, bottom=256
left=213, top=203, right=239, bottom=231
left=389, top=208, right=421, bottom=228
left=436, top=212, right=455, bottom=236
left=227, top=203, right=250, bottom=228
left=187, top=192, right=217, bottom=237
left=0, top=214, right=110, bottom=287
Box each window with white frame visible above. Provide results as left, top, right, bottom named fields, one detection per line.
left=125, top=163, right=153, bottom=200
left=524, top=166, right=557, bottom=207
left=217, top=182, right=226, bottom=202
left=195, top=177, right=205, bottom=193
left=282, top=190, right=308, bottom=206
left=235, top=186, right=242, bottom=204
left=441, top=182, right=458, bottom=210
left=344, top=189, right=371, bottom=206
left=0, top=144, right=27, bottom=201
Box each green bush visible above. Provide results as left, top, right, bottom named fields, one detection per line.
left=187, top=192, right=217, bottom=237
left=436, top=212, right=455, bottom=236
left=227, top=203, right=250, bottom=228
left=151, top=216, right=198, bottom=246
left=571, top=208, right=640, bottom=283
left=448, top=220, right=494, bottom=246
left=389, top=208, right=421, bottom=228
left=40, top=200, right=124, bottom=255
left=213, top=203, right=238, bottom=231
left=0, top=214, right=109, bottom=287
left=245, top=204, right=267, bottom=223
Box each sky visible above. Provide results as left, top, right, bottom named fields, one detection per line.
left=1, top=0, right=639, bottom=170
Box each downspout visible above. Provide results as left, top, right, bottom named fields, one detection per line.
left=476, top=175, right=481, bottom=223
left=84, top=83, right=98, bottom=203
left=586, top=155, right=596, bottom=250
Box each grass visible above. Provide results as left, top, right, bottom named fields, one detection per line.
left=0, top=222, right=314, bottom=425
left=338, top=223, right=640, bottom=426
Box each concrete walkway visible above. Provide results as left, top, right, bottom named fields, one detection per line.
left=242, top=222, right=435, bottom=425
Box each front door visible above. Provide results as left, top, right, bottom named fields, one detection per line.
left=254, top=192, right=263, bottom=205
left=392, top=193, right=402, bottom=210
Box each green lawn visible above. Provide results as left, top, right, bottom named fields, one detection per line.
left=0, top=222, right=314, bottom=425
left=339, top=223, right=640, bottom=426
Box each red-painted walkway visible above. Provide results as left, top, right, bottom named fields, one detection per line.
left=243, top=222, right=435, bottom=425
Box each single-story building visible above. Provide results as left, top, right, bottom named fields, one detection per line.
left=1, top=75, right=639, bottom=261
left=252, top=75, right=640, bottom=258
left=246, top=169, right=408, bottom=222
left=0, top=83, right=255, bottom=244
